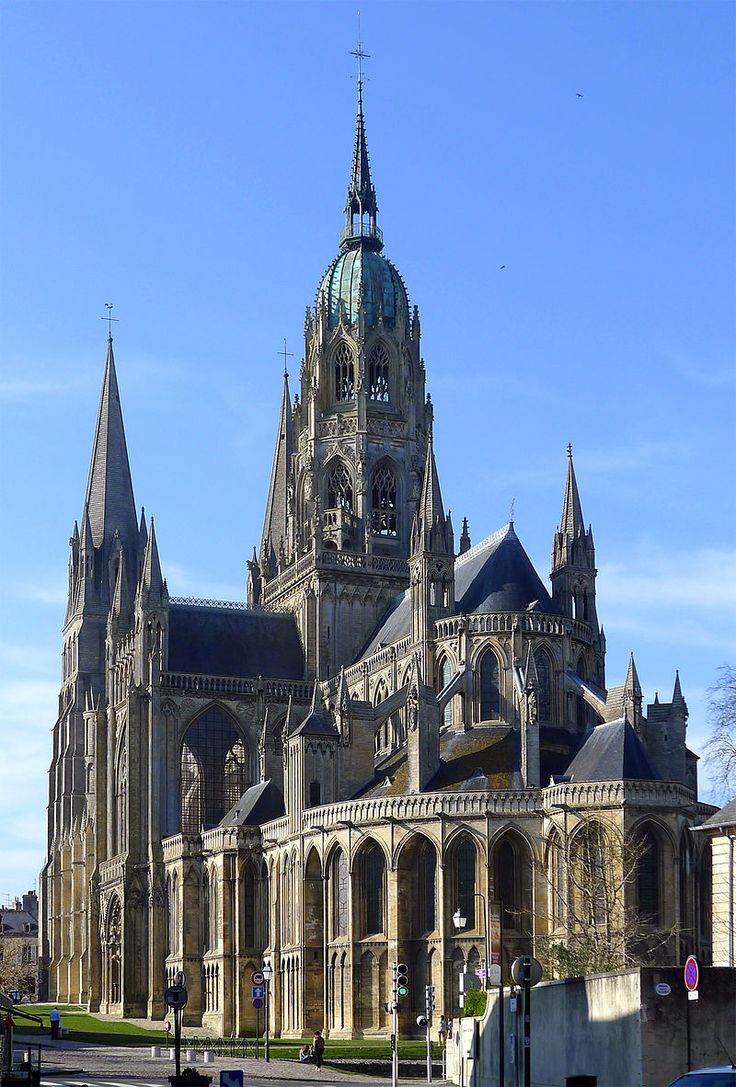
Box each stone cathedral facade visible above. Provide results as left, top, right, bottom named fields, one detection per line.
left=41, top=84, right=715, bottom=1037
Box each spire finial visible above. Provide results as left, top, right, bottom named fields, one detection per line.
left=350, top=12, right=370, bottom=94
left=278, top=338, right=293, bottom=380
left=567, top=442, right=573, bottom=459
left=101, top=302, right=119, bottom=341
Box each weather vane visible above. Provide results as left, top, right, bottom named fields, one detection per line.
left=278, top=338, right=294, bottom=378
left=101, top=303, right=119, bottom=339
left=350, top=12, right=370, bottom=88
left=509, top=497, right=516, bottom=522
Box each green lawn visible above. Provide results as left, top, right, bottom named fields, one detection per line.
left=17, top=1006, right=440, bottom=1059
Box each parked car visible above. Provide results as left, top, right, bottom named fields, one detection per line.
left=667, top=1070, right=736, bottom=1087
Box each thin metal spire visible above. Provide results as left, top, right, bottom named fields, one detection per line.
left=350, top=12, right=370, bottom=94
left=278, top=338, right=294, bottom=380
left=101, top=302, right=119, bottom=340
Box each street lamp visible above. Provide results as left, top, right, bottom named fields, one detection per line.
left=262, top=960, right=273, bottom=1063
left=453, top=894, right=490, bottom=989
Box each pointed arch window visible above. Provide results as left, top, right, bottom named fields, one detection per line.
left=534, top=650, right=553, bottom=724
left=479, top=651, right=501, bottom=721
left=359, top=842, right=386, bottom=937
left=331, top=850, right=349, bottom=939
left=368, top=342, right=390, bottom=402
left=327, top=462, right=353, bottom=512
left=453, top=837, right=477, bottom=930
left=333, top=342, right=355, bottom=402
left=371, top=463, right=398, bottom=537
left=115, top=745, right=128, bottom=854
left=495, top=838, right=519, bottom=929
left=637, top=828, right=661, bottom=927
left=414, top=840, right=437, bottom=936
left=224, top=738, right=248, bottom=810
left=180, top=709, right=250, bottom=835
left=439, top=657, right=453, bottom=726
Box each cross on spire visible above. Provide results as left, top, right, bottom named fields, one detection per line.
left=101, top=303, right=119, bottom=340
left=350, top=13, right=370, bottom=92
left=278, top=338, right=294, bottom=379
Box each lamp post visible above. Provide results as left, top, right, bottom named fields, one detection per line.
left=453, top=892, right=490, bottom=987
left=262, top=960, right=273, bottom=1063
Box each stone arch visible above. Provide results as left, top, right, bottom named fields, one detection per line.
left=104, top=893, right=122, bottom=1007
left=445, top=832, right=480, bottom=933
left=179, top=704, right=250, bottom=834
left=534, top=645, right=555, bottom=724
left=327, top=845, right=349, bottom=941
left=370, top=456, right=399, bottom=537
left=477, top=645, right=502, bottom=722
left=332, top=339, right=355, bottom=402
left=353, top=838, right=387, bottom=938
left=437, top=652, right=456, bottom=727
left=303, top=845, right=324, bottom=1029
left=396, top=832, right=439, bottom=940
left=367, top=338, right=392, bottom=402
left=545, top=829, right=565, bottom=930
left=633, top=820, right=667, bottom=929
left=492, top=828, right=533, bottom=959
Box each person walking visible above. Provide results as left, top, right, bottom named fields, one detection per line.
left=49, top=1007, right=61, bottom=1041
left=438, top=1015, right=448, bottom=1046
left=311, top=1029, right=325, bottom=1070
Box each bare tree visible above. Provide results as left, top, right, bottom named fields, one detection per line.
left=0, top=933, right=35, bottom=997
left=703, top=664, right=736, bottom=798
left=536, top=818, right=678, bottom=979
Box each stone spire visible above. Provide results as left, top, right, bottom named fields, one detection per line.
left=260, top=369, right=293, bottom=579
left=623, top=652, right=643, bottom=731
left=82, top=335, right=138, bottom=561
left=137, top=515, right=166, bottom=608
left=559, top=442, right=585, bottom=539
left=459, top=517, right=471, bottom=555
left=412, top=429, right=453, bottom=555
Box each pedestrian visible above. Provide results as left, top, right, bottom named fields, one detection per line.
left=49, top=1007, right=61, bottom=1041
left=311, top=1029, right=325, bottom=1070
left=438, top=1014, right=448, bottom=1046
left=299, top=1044, right=312, bottom=1063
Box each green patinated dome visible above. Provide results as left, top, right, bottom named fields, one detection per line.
left=318, top=246, right=409, bottom=330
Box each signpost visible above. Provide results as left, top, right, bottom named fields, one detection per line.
left=164, top=976, right=188, bottom=1081
left=684, top=956, right=699, bottom=1071
left=511, top=957, right=543, bottom=1087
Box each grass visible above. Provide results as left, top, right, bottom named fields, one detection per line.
left=16, top=1006, right=442, bottom=1059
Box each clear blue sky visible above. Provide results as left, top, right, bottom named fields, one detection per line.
left=1, top=0, right=734, bottom=898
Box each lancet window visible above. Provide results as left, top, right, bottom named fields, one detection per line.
left=333, top=342, right=355, bottom=401
left=331, top=849, right=349, bottom=939
left=358, top=842, right=386, bottom=937
left=180, top=709, right=250, bottom=835
left=371, top=462, right=397, bottom=536
left=367, top=341, right=390, bottom=401
left=479, top=650, right=501, bottom=720
left=327, top=462, right=353, bottom=512
left=452, top=836, right=477, bottom=930
left=535, top=650, right=553, bottom=723
left=637, top=828, right=661, bottom=927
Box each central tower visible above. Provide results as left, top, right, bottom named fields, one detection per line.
left=259, top=82, right=431, bottom=678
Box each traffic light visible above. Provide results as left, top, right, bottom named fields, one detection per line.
left=396, top=963, right=409, bottom=998
left=425, top=984, right=436, bottom=1014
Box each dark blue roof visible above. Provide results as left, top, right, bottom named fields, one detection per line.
left=360, top=523, right=558, bottom=658
left=565, top=719, right=660, bottom=782
left=220, top=779, right=285, bottom=826
left=168, top=603, right=305, bottom=680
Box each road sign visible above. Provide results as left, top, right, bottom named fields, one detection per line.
left=252, top=985, right=265, bottom=999
left=164, top=1020, right=172, bottom=1033
left=164, top=986, right=188, bottom=1009
left=511, top=956, right=543, bottom=986
left=655, top=983, right=671, bottom=997
left=252, top=998, right=264, bottom=1009
left=251, top=970, right=264, bottom=985
left=475, top=968, right=487, bottom=978
left=684, top=956, right=699, bottom=992
left=220, top=1071, right=244, bottom=1087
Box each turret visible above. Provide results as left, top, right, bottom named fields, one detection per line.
left=410, top=428, right=455, bottom=680
left=642, top=669, right=689, bottom=787
left=550, top=445, right=604, bottom=682
left=623, top=652, right=643, bottom=732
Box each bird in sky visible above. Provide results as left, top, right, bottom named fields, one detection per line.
left=499, top=264, right=506, bottom=270
left=576, top=92, right=584, bottom=98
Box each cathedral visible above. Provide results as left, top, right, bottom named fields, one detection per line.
left=41, top=79, right=715, bottom=1038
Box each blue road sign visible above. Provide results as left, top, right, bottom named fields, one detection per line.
left=252, top=985, right=265, bottom=999
left=220, top=1072, right=244, bottom=1087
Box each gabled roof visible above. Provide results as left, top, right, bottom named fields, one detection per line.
left=220, top=779, right=285, bottom=826
left=359, top=522, right=558, bottom=658
left=565, top=718, right=660, bottom=783
left=291, top=710, right=339, bottom=738
left=168, top=603, right=305, bottom=679
left=697, top=797, right=736, bottom=830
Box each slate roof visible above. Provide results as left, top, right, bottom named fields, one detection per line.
left=168, top=603, right=305, bottom=679
left=564, top=718, right=660, bottom=782
left=220, top=779, right=285, bottom=826
left=291, top=711, right=339, bottom=738
left=698, top=797, right=736, bottom=830
left=360, top=522, right=558, bottom=658
left=0, top=909, right=38, bottom=935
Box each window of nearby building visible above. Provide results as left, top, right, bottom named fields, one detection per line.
left=371, top=463, right=398, bottom=537
left=367, top=342, right=390, bottom=402
left=333, top=342, right=355, bottom=401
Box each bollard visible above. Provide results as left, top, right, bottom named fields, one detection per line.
left=203, top=1051, right=214, bottom=1063
left=169, top=1048, right=176, bottom=1060
left=186, top=1049, right=197, bottom=1062
left=151, top=1046, right=161, bottom=1058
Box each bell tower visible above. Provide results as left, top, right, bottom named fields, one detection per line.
left=260, top=79, right=431, bottom=678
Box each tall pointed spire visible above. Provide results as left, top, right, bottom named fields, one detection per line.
left=672, top=670, right=685, bottom=704
left=559, top=443, right=585, bottom=539
left=623, top=652, right=643, bottom=731
left=260, top=368, right=293, bottom=578
left=137, top=515, right=166, bottom=607
left=342, top=39, right=382, bottom=253
left=83, top=335, right=138, bottom=559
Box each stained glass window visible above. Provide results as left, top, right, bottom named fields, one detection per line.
left=327, top=462, right=353, bottom=512
left=333, top=850, right=349, bottom=938
left=181, top=709, right=249, bottom=834
left=415, top=840, right=437, bottom=935
left=455, top=837, right=476, bottom=929
left=371, top=463, right=397, bottom=536
left=362, top=843, right=385, bottom=936
left=368, top=342, right=390, bottom=402
left=535, top=651, right=553, bottom=723
left=638, top=830, right=660, bottom=926
left=479, top=651, right=500, bottom=720
left=334, top=342, right=355, bottom=401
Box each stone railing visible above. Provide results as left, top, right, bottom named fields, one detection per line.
left=98, top=858, right=126, bottom=885
left=160, top=674, right=313, bottom=700
left=319, top=550, right=409, bottom=576
left=290, top=790, right=541, bottom=833
left=434, top=611, right=591, bottom=644
left=161, top=833, right=202, bottom=862
left=542, top=779, right=695, bottom=811
left=264, top=550, right=316, bottom=600
left=323, top=635, right=414, bottom=697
